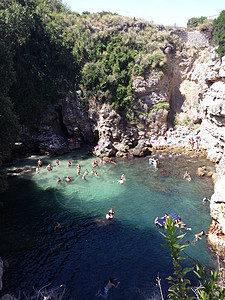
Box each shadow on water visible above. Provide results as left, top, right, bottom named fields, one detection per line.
left=0, top=152, right=216, bottom=300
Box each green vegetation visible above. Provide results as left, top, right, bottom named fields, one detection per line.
left=150, top=102, right=169, bottom=115
left=0, top=0, right=182, bottom=180
left=213, top=10, right=225, bottom=58
left=161, top=217, right=225, bottom=299
left=187, top=17, right=207, bottom=30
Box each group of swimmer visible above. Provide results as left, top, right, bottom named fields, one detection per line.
left=154, top=213, right=206, bottom=243
left=36, top=158, right=104, bottom=183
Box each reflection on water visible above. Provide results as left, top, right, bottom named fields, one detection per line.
left=0, top=149, right=216, bottom=299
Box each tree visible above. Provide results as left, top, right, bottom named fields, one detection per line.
left=213, top=10, right=225, bottom=58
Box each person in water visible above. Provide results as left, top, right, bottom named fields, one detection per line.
left=195, top=230, right=205, bottom=241
left=67, top=160, right=72, bottom=167
left=57, top=177, right=61, bottom=184
left=96, top=278, right=120, bottom=298
left=47, top=163, right=53, bottom=171
left=37, top=159, right=43, bottom=167
left=77, top=164, right=81, bottom=175
left=65, top=176, right=72, bottom=183
left=121, top=174, right=126, bottom=180
left=56, top=159, right=59, bottom=166
left=54, top=222, right=62, bottom=231
left=183, top=171, right=191, bottom=181
left=109, top=208, right=115, bottom=214
left=118, top=178, right=124, bottom=184
left=154, top=216, right=159, bottom=224
left=106, top=212, right=114, bottom=220
left=94, top=171, right=100, bottom=177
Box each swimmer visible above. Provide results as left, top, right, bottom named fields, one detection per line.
left=84, top=169, right=89, bottom=175
left=176, top=218, right=186, bottom=229
left=154, top=216, right=159, bottom=224
left=109, top=158, right=117, bottom=165
left=77, top=164, right=81, bottom=175
left=96, top=278, right=120, bottom=299
left=47, top=163, right=53, bottom=171
left=92, top=160, right=98, bottom=168
left=82, top=174, right=86, bottom=180
left=203, top=197, right=209, bottom=203
left=65, top=176, right=72, bottom=183
left=57, top=177, right=61, bottom=184
left=120, top=174, right=126, bottom=180
left=54, top=222, right=62, bottom=231
left=36, top=167, right=40, bottom=174
left=195, top=230, right=205, bottom=241
left=94, top=171, right=100, bottom=177
left=118, top=179, right=124, bottom=184
left=67, top=160, right=72, bottom=167
left=183, top=171, right=191, bottom=181
left=106, top=212, right=114, bottom=219
left=56, top=159, right=59, bottom=166
left=109, top=208, right=115, bottom=214
left=37, top=159, right=43, bottom=167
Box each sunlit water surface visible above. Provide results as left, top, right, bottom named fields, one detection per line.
left=0, top=148, right=216, bottom=299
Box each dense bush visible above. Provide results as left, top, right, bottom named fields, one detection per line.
left=187, top=16, right=207, bottom=30
left=213, top=10, right=225, bottom=58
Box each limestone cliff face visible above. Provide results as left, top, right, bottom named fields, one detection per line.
left=169, top=44, right=225, bottom=235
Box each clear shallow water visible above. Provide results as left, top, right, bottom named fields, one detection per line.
left=0, top=148, right=216, bottom=299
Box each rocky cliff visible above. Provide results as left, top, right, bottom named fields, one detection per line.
left=17, top=25, right=225, bottom=250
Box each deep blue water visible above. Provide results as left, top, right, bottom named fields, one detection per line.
left=0, top=149, right=216, bottom=299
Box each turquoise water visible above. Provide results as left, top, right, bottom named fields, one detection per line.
left=0, top=148, right=216, bottom=299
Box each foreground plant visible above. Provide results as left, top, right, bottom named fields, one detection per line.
left=160, top=217, right=225, bottom=299
left=161, top=217, right=193, bottom=299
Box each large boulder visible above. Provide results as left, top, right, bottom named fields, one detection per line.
left=130, top=140, right=151, bottom=157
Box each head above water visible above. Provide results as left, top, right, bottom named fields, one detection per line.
left=109, top=278, right=115, bottom=283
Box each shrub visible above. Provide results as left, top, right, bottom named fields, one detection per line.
left=213, top=10, right=225, bottom=58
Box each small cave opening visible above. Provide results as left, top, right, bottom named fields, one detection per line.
left=55, top=104, right=70, bottom=138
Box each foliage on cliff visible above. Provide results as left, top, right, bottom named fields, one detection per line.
left=187, top=16, right=207, bottom=30
left=0, top=0, right=182, bottom=175
left=213, top=10, right=225, bottom=58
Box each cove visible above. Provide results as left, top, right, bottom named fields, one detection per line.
left=0, top=148, right=216, bottom=299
